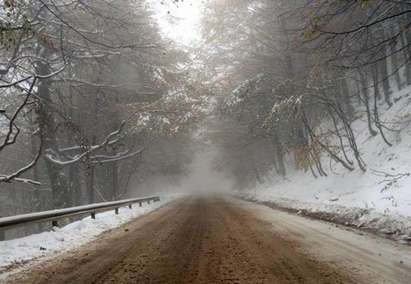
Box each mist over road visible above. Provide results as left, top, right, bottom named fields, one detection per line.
left=6, top=197, right=411, bottom=284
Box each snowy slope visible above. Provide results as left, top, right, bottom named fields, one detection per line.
left=243, top=86, right=411, bottom=241
left=0, top=194, right=180, bottom=275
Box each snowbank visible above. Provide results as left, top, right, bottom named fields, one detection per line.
left=0, top=194, right=181, bottom=274
left=243, top=86, right=411, bottom=243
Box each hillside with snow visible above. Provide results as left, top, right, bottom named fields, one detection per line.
left=243, top=86, right=411, bottom=242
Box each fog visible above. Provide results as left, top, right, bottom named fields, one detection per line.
left=1, top=0, right=410, bottom=240
left=178, top=148, right=234, bottom=195
left=132, top=148, right=234, bottom=197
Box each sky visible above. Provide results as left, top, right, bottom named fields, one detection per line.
left=149, top=0, right=205, bottom=46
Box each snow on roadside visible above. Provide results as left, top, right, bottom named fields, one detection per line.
left=241, top=192, right=411, bottom=243
left=241, top=86, right=411, bottom=243
left=0, top=194, right=181, bottom=274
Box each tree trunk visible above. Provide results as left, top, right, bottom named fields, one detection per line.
left=29, top=112, right=42, bottom=211
left=359, top=71, right=377, bottom=136
left=403, top=10, right=411, bottom=86
left=37, top=61, right=71, bottom=209
left=378, top=57, right=392, bottom=107
left=69, top=164, right=82, bottom=205
left=339, top=78, right=354, bottom=120
left=112, top=162, right=119, bottom=200
left=389, top=25, right=402, bottom=91
left=272, top=133, right=286, bottom=176
left=86, top=165, right=95, bottom=204
left=372, top=66, right=393, bottom=147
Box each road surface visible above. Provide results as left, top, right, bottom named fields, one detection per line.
left=5, top=196, right=411, bottom=283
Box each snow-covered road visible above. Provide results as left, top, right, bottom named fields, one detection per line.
left=241, top=197, right=411, bottom=283
left=3, top=196, right=411, bottom=283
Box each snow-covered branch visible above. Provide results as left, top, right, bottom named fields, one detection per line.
left=45, top=121, right=126, bottom=166
left=0, top=134, right=43, bottom=186
left=91, top=148, right=144, bottom=164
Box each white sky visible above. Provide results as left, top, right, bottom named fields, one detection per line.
left=149, top=0, right=205, bottom=46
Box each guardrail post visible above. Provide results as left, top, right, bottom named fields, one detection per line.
left=115, top=208, right=119, bottom=215
left=139, top=202, right=142, bottom=207
left=128, top=204, right=132, bottom=209
left=91, top=212, right=96, bottom=219
left=0, top=230, right=5, bottom=241
left=148, top=200, right=151, bottom=205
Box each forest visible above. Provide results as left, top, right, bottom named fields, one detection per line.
left=1, top=0, right=411, bottom=238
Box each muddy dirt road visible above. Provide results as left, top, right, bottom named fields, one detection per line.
left=5, top=196, right=411, bottom=284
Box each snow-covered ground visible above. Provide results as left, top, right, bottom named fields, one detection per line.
left=242, top=86, right=411, bottom=242
left=0, top=194, right=181, bottom=276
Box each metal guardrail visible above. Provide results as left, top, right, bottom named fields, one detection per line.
left=0, top=195, right=160, bottom=231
